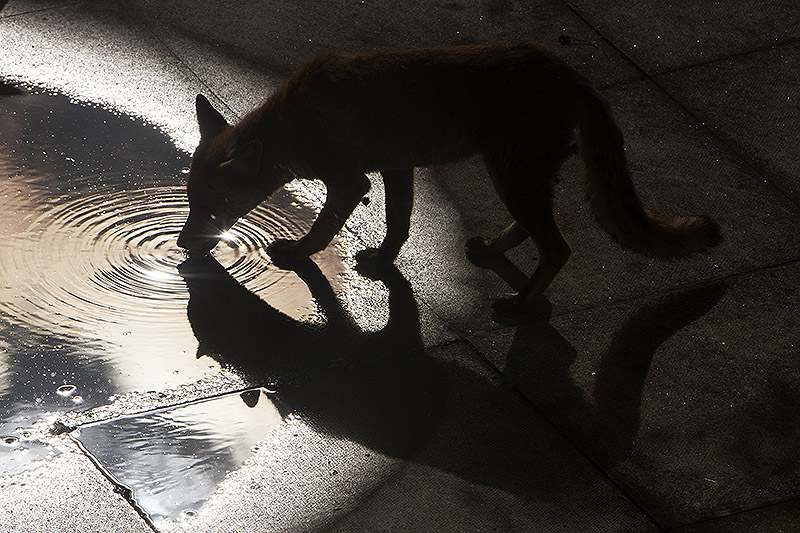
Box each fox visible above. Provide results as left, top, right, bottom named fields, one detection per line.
left=177, top=42, right=720, bottom=321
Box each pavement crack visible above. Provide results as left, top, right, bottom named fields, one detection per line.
left=69, top=434, right=160, bottom=533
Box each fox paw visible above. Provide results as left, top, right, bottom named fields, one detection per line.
left=354, top=248, right=394, bottom=279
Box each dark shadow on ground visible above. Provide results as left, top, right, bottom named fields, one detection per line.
left=180, top=256, right=439, bottom=459
left=502, top=280, right=728, bottom=464
left=0, top=81, right=24, bottom=95
left=179, top=258, right=614, bottom=501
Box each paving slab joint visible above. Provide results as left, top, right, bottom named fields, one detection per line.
left=464, top=335, right=669, bottom=532
left=0, top=0, right=82, bottom=19
left=70, top=434, right=160, bottom=532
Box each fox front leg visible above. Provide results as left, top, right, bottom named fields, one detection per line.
left=355, top=167, right=414, bottom=275
left=268, top=171, right=370, bottom=268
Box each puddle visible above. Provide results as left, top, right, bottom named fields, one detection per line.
left=0, top=424, right=61, bottom=475
left=73, top=388, right=282, bottom=530
left=0, top=85, right=347, bottom=473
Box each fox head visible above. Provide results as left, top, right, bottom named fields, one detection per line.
left=177, top=94, right=267, bottom=255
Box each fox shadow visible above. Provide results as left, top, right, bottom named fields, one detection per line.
left=502, top=276, right=729, bottom=465
left=179, top=257, right=598, bottom=500
left=179, top=256, right=443, bottom=459
left=179, top=255, right=727, bottom=501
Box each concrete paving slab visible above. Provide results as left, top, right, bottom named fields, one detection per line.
left=154, top=341, right=661, bottom=532
left=73, top=388, right=307, bottom=531
left=567, top=0, right=800, bottom=74
left=0, top=0, right=217, bottom=150
left=657, top=42, right=800, bottom=204
left=469, top=261, right=800, bottom=528
left=386, top=79, right=800, bottom=337
left=0, top=0, right=70, bottom=18
left=0, top=442, right=152, bottom=533
left=124, top=26, right=283, bottom=120
left=672, top=498, right=800, bottom=533
left=126, top=0, right=640, bottom=87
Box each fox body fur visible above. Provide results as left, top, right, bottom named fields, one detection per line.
left=177, top=42, right=720, bottom=320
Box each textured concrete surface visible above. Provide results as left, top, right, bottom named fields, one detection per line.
left=567, top=0, right=800, bottom=73
left=470, top=263, right=800, bottom=527
left=0, top=445, right=153, bottom=533
left=656, top=42, right=800, bottom=204
left=1, top=0, right=799, bottom=532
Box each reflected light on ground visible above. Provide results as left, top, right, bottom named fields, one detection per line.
left=75, top=388, right=283, bottom=530
left=144, top=267, right=182, bottom=283
left=0, top=4, right=203, bottom=151
left=0, top=343, right=8, bottom=401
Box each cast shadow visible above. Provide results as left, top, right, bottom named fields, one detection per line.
left=502, top=280, right=729, bottom=464
left=178, top=258, right=603, bottom=500
left=179, top=256, right=441, bottom=459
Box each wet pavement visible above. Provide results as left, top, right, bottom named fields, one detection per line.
left=0, top=1, right=798, bottom=531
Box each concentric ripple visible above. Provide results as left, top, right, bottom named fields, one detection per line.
left=209, top=191, right=315, bottom=292
left=0, top=184, right=319, bottom=336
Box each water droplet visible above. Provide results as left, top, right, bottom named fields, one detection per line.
left=181, top=510, right=197, bottom=520
left=57, top=384, right=77, bottom=397
left=2, top=436, right=19, bottom=447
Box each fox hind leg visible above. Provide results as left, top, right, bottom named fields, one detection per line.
left=466, top=221, right=529, bottom=268
left=482, top=146, right=573, bottom=322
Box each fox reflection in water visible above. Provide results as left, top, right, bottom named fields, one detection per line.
left=178, top=257, right=445, bottom=459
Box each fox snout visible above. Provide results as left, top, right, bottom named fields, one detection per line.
left=177, top=214, right=222, bottom=255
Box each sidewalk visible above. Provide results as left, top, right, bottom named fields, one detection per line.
left=0, top=1, right=798, bottom=531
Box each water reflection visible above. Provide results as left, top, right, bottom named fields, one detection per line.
left=0, top=86, right=345, bottom=473
left=1, top=182, right=323, bottom=334
left=75, top=388, right=281, bottom=531
left=0, top=325, right=104, bottom=474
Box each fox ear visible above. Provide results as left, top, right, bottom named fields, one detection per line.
left=219, top=140, right=263, bottom=178
left=196, top=94, right=228, bottom=139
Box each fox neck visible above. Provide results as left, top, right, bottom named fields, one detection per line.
left=234, top=102, right=294, bottom=194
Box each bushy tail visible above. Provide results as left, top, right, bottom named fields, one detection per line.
left=575, top=86, right=721, bottom=258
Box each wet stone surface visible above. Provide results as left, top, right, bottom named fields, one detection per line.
left=0, top=85, right=351, bottom=475
left=74, top=388, right=282, bottom=531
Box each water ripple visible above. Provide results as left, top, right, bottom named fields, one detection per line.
left=0, top=184, right=315, bottom=336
